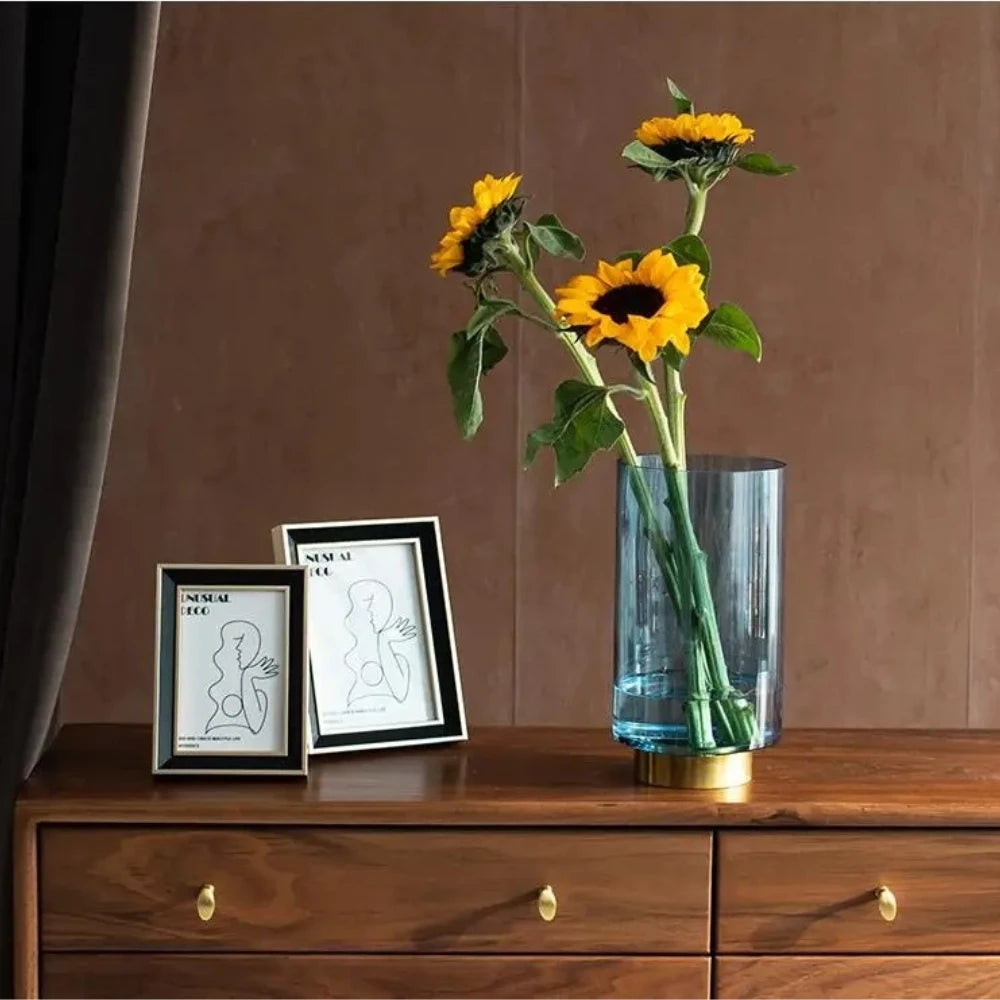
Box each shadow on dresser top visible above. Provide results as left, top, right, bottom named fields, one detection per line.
left=17, top=725, right=1000, bottom=828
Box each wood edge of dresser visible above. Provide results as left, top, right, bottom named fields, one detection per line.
left=18, top=799, right=1000, bottom=827
left=13, top=802, right=38, bottom=1000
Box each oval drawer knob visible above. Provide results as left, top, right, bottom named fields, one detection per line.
left=874, top=884, right=897, bottom=922
left=196, top=883, right=216, bottom=922
left=537, top=884, right=557, bottom=922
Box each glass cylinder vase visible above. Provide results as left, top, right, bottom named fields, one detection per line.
left=613, top=455, right=784, bottom=765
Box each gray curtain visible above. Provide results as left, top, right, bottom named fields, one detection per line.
left=0, top=2, right=159, bottom=991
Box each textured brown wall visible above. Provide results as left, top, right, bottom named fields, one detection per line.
left=63, top=3, right=996, bottom=729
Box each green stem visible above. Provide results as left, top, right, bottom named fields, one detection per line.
left=683, top=184, right=759, bottom=746
left=664, top=463, right=755, bottom=746
left=638, top=376, right=714, bottom=750
left=684, top=183, right=707, bottom=236
left=641, top=374, right=755, bottom=749
left=639, top=373, right=679, bottom=470
left=665, top=181, right=705, bottom=470
left=665, top=365, right=687, bottom=468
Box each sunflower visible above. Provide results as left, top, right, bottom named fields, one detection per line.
left=635, top=112, right=753, bottom=174
left=637, top=112, right=754, bottom=147
left=430, top=173, right=523, bottom=277
left=555, top=249, right=709, bottom=363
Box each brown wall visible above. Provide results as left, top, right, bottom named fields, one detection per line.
left=63, top=3, right=997, bottom=729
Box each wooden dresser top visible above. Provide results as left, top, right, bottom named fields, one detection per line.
left=17, top=725, right=1000, bottom=828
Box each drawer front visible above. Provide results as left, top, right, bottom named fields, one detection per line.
left=718, top=831, right=1000, bottom=953
left=717, top=957, right=1000, bottom=999
left=43, top=954, right=710, bottom=999
left=41, top=826, right=710, bottom=953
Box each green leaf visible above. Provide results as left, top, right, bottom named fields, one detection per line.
left=447, top=325, right=509, bottom=439
left=699, top=303, right=763, bottom=362
left=523, top=230, right=539, bottom=270
left=663, top=233, right=711, bottom=284
left=525, top=213, right=585, bottom=260
left=523, top=380, right=627, bottom=485
left=666, top=77, right=693, bottom=115
left=736, top=152, right=797, bottom=176
left=480, top=326, right=507, bottom=373
left=467, top=297, right=518, bottom=335
left=620, top=140, right=692, bottom=182
left=621, top=139, right=674, bottom=171
left=615, top=250, right=644, bottom=267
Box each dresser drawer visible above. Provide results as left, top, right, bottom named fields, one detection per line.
left=717, top=831, right=1000, bottom=953
left=40, top=826, right=710, bottom=953
left=43, top=954, right=710, bottom=999
left=716, top=957, right=1000, bottom=999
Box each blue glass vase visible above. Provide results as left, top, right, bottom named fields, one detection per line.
left=613, top=455, right=784, bottom=775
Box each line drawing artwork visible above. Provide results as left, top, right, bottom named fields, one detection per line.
left=205, top=620, right=280, bottom=735
left=343, top=579, right=417, bottom=706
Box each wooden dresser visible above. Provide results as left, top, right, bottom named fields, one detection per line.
left=16, top=726, right=1000, bottom=999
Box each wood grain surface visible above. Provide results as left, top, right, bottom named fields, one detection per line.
left=43, top=954, right=710, bottom=999
left=22, top=725, right=1000, bottom=828
left=40, top=826, right=709, bottom=954
left=13, top=808, right=37, bottom=1000
left=718, top=830, right=1000, bottom=953
left=716, top=956, right=1000, bottom=999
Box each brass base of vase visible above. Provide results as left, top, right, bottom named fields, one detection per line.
left=634, top=749, right=753, bottom=789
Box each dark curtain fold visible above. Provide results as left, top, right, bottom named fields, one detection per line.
left=0, top=2, right=159, bottom=992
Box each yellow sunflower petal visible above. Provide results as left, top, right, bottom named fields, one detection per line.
left=661, top=266, right=710, bottom=326
left=671, top=327, right=692, bottom=355
left=646, top=314, right=682, bottom=345
left=635, top=111, right=755, bottom=147
left=596, top=259, right=630, bottom=287
left=598, top=314, right=619, bottom=344
left=498, top=173, right=522, bottom=201
left=649, top=253, right=681, bottom=289
left=634, top=248, right=666, bottom=283
left=448, top=206, right=482, bottom=238
left=583, top=325, right=604, bottom=350
left=554, top=273, right=606, bottom=301
left=636, top=333, right=659, bottom=364
left=627, top=313, right=651, bottom=343
left=430, top=241, right=464, bottom=276
left=635, top=118, right=668, bottom=144
left=557, top=300, right=600, bottom=321
left=472, top=172, right=523, bottom=215
left=472, top=174, right=497, bottom=213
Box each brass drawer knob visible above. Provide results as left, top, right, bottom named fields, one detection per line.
left=537, top=884, right=557, bottom=922
left=875, top=884, right=897, bottom=922
left=197, top=883, right=216, bottom=922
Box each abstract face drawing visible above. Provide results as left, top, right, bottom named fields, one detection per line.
left=205, top=620, right=280, bottom=735
left=343, top=579, right=417, bottom=705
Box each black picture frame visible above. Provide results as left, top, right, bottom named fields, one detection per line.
left=153, top=564, right=309, bottom=776
left=272, top=517, right=467, bottom=754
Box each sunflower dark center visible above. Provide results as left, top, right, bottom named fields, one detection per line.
left=593, top=283, right=665, bottom=323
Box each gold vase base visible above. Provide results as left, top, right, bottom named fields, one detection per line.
left=634, top=749, right=753, bottom=789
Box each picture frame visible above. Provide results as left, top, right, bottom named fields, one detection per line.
left=153, top=564, right=309, bottom=776
left=272, top=517, right=467, bottom=754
